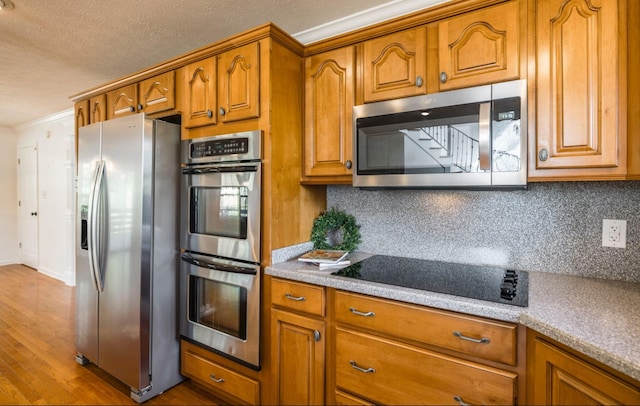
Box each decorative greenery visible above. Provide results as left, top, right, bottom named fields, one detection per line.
left=310, top=208, right=361, bottom=252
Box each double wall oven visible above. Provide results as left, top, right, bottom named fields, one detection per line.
left=179, top=130, right=262, bottom=369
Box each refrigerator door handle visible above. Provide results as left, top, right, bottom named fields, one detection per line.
left=88, top=160, right=106, bottom=292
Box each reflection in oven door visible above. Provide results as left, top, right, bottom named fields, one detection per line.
left=180, top=252, right=261, bottom=369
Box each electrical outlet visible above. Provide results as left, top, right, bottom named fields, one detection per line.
left=602, top=219, right=627, bottom=248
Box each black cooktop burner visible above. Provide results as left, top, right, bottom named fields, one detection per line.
left=332, top=255, right=528, bottom=307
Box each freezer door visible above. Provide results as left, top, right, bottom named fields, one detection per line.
left=97, top=114, right=152, bottom=391
left=76, top=122, right=102, bottom=364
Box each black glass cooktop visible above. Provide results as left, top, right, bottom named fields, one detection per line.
left=332, top=255, right=528, bottom=307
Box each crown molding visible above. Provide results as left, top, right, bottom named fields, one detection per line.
left=292, top=0, right=448, bottom=44
left=14, top=108, right=74, bottom=132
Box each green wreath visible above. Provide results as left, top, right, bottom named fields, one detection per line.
left=310, top=208, right=361, bottom=252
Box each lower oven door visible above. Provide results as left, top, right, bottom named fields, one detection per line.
left=179, top=252, right=261, bottom=369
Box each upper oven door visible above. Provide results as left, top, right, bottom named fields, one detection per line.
left=181, top=161, right=261, bottom=264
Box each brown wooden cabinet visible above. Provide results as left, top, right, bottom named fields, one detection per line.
left=106, top=71, right=175, bottom=120
left=270, top=278, right=325, bottom=405
left=218, top=42, right=260, bottom=123
left=336, top=327, right=516, bottom=405
left=89, top=94, right=106, bottom=123
left=106, top=83, right=138, bottom=119
left=529, top=0, right=630, bottom=180
left=137, top=70, right=176, bottom=115
left=74, top=100, right=89, bottom=137
left=181, top=340, right=260, bottom=405
left=361, top=27, right=427, bottom=103
left=333, top=290, right=519, bottom=405
left=527, top=330, right=640, bottom=405
left=431, top=0, right=521, bottom=91
left=302, top=46, right=355, bottom=184
left=182, top=57, right=217, bottom=128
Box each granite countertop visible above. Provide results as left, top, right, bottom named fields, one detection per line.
left=266, top=249, right=640, bottom=382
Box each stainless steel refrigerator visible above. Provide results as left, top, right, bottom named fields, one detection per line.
left=75, top=113, right=183, bottom=402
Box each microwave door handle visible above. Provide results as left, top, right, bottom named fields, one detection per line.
left=478, top=102, right=491, bottom=171
left=181, top=254, right=258, bottom=275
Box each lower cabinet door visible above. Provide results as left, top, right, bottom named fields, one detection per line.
left=530, top=336, right=640, bottom=405
left=271, top=309, right=325, bottom=405
left=335, top=328, right=516, bottom=405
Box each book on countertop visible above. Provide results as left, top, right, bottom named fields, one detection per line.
left=317, top=260, right=351, bottom=269
left=298, top=249, right=349, bottom=264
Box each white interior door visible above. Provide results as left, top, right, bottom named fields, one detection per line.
left=18, top=145, right=38, bottom=269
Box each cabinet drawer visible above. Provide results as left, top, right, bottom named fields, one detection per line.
left=181, top=343, right=259, bottom=405
left=336, top=328, right=516, bottom=405
left=335, top=290, right=516, bottom=365
left=271, top=278, right=325, bottom=316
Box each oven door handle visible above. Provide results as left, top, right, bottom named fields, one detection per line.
left=181, top=164, right=259, bottom=175
left=181, top=254, right=258, bottom=275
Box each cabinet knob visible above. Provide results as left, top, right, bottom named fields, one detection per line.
left=206, top=109, right=213, bottom=118
left=313, top=330, right=321, bottom=342
left=345, top=160, right=352, bottom=170
left=137, top=104, right=143, bottom=111
left=219, top=107, right=226, bottom=116
left=538, top=148, right=549, bottom=162
left=415, top=75, right=423, bottom=88
left=129, top=106, right=135, bottom=112
left=439, top=72, right=448, bottom=83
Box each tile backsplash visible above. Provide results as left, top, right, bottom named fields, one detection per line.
left=326, top=181, right=640, bottom=282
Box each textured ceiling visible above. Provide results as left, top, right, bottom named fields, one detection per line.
left=1, top=0, right=446, bottom=129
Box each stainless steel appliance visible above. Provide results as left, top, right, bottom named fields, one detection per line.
left=180, top=131, right=261, bottom=264
left=332, top=255, right=528, bottom=307
left=179, top=131, right=262, bottom=369
left=75, top=113, right=183, bottom=402
left=353, top=79, right=527, bottom=189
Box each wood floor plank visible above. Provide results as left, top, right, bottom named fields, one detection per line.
left=0, top=264, right=220, bottom=405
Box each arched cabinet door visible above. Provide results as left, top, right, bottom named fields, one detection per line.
left=362, top=27, right=427, bottom=103
left=303, top=46, right=355, bottom=183
left=435, top=0, right=520, bottom=91
left=89, top=94, right=106, bottom=124
left=532, top=0, right=624, bottom=177
left=183, top=57, right=217, bottom=129
left=218, top=42, right=260, bottom=123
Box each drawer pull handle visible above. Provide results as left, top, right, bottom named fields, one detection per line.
left=453, top=395, right=470, bottom=406
left=285, top=293, right=306, bottom=301
left=209, top=374, right=224, bottom=383
left=350, top=360, right=375, bottom=374
left=349, top=307, right=375, bottom=317
left=453, top=331, right=490, bottom=344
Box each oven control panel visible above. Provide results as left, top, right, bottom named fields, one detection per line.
left=191, top=137, right=249, bottom=158
left=182, top=130, right=261, bottom=164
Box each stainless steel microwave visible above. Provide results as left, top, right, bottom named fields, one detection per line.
left=352, top=80, right=527, bottom=189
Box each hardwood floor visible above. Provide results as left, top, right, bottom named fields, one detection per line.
left=0, top=264, right=219, bottom=405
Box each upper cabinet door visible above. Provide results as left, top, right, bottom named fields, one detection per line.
left=75, top=100, right=89, bottom=135
left=303, top=46, right=355, bottom=182
left=362, top=27, right=427, bottom=103
left=138, top=71, right=176, bottom=115
left=106, top=84, right=138, bottom=119
left=218, top=42, right=260, bottom=123
left=89, top=94, right=107, bottom=124
left=436, top=1, right=520, bottom=91
left=183, top=57, right=217, bottom=128
left=532, top=0, right=623, bottom=176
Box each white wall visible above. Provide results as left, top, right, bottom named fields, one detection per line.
left=0, top=127, right=19, bottom=265
left=16, top=110, right=75, bottom=285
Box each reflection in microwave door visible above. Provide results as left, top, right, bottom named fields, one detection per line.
left=493, top=120, right=521, bottom=172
